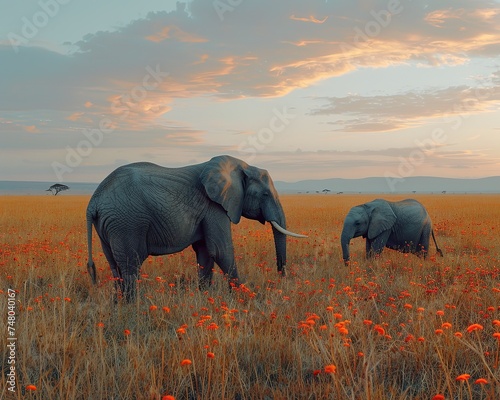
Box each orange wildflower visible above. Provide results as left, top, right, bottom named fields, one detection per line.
left=363, top=319, right=373, bottom=326
left=162, top=306, right=171, bottom=313
left=467, top=323, right=484, bottom=333
left=124, top=329, right=131, bottom=336
left=455, top=332, right=463, bottom=338
left=180, top=359, right=192, bottom=366
left=96, top=322, right=104, bottom=328
left=404, top=334, right=415, bottom=343
left=432, top=395, right=445, bottom=400
left=324, top=364, right=336, bottom=374
left=493, top=332, right=500, bottom=340
left=435, top=329, right=444, bottom=335
left=149, top=305, right=158, bottom=311
left=403, top=304, right=412, bottom=310
left=492, top=320, right=500, bottom=327
left=474, top=378, right=488, bottom=384
left=206, top=322, right=219, bottom=331
left=207, top=352, right=215, bottom=359
left=26, top=385, right=37, bottom=391
left=436, top=310, right=444, bottom=316
left=373, top=325, right=385, bottom=336
left=456, top=373, right=471, bottom=381
left=441, top=322, right=452, bottom=329
left=338, top=327, right=349, bottom=335
left=162, top=396, right=175, bottom=400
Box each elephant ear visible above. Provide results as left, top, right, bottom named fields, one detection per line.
left=200, top=155, right=247, bottom=224
left=367, top=200, right=397, bottom=240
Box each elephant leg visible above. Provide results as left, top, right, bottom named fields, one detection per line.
left=418, top=225, right=432, bottom=259
left=202, top=210, right=240, bottom=288
left=99, top=240, right=123, bottom=297
left=212, top=241, right=240, bottom=287
left=192, top=240, right=215, bottom=290
left=365, top=238, right=372, bottom=259
left=111, top=241, right=147, bottom=302
left=368, top=230, right=391, bottom=258
left=216, top=253, right=239, bottom=288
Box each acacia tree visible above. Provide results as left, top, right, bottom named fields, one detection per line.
left=46, top=184, right=69, bottom=195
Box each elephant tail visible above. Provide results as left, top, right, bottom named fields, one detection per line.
left=86, top=203, right=98, bottom=285
left=432, top=229, right=443, bottom=257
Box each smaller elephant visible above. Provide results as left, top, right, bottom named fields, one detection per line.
left=341, top=199, right=443, bottom=264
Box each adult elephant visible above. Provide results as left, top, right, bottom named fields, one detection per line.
left=86, top=155, right=306, bottom=301
left=341, top=199, right=443, bottom=265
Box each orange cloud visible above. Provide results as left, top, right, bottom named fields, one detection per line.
left=146, top=25, right=207, bottom=43
left=290, top=15, right=328, bottom=24
left=23, top=125, right=39, bottom=133
left=67, top=112, right=84, bottom=121
left=425, top=9, right=464, bottom=27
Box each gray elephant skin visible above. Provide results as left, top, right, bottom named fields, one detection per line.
left=86, top=155, right=306, bottom=301
left=341, top=198, right=443, bottom=264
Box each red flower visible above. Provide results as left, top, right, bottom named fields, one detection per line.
left=467, top=323, right=484, bottom=333
left=456, top=373, right=471, bottom=381
left=324, top=364, right=336, bottom=374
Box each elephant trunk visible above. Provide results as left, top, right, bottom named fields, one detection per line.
left=272, top=225, right=287, bottom=275
left=263, top=200, right=288, bottom=275
left=341, top=227, right=354, bottom=266
left=264, top=197, right=307, bottom=276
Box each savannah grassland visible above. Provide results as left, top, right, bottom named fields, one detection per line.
left=1, top=194, right=500, bottom=400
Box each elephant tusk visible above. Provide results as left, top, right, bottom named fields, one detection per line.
left=270, top=221, right=308, bottom=238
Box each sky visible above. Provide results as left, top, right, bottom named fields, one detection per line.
left=1, top=0, right=499, bottom=184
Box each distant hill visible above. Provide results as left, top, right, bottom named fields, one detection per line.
left=274, top=176, right=500, bottom=194
left=1, top=176, right=499, bottom=195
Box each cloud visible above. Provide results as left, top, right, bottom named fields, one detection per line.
left=1, top=0, right=499, bottom=181
left=2, top=0, right=499, bottom=116
left=145, top=25, right=207, bottom=43
left=311, top=84, right=500, bottom=132
left=23, top=125, right=40, bottom=133
left=290, top=15, right=329, bottom=24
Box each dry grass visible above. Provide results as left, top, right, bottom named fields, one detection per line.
left=1, top=194, right=500, bottom=399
